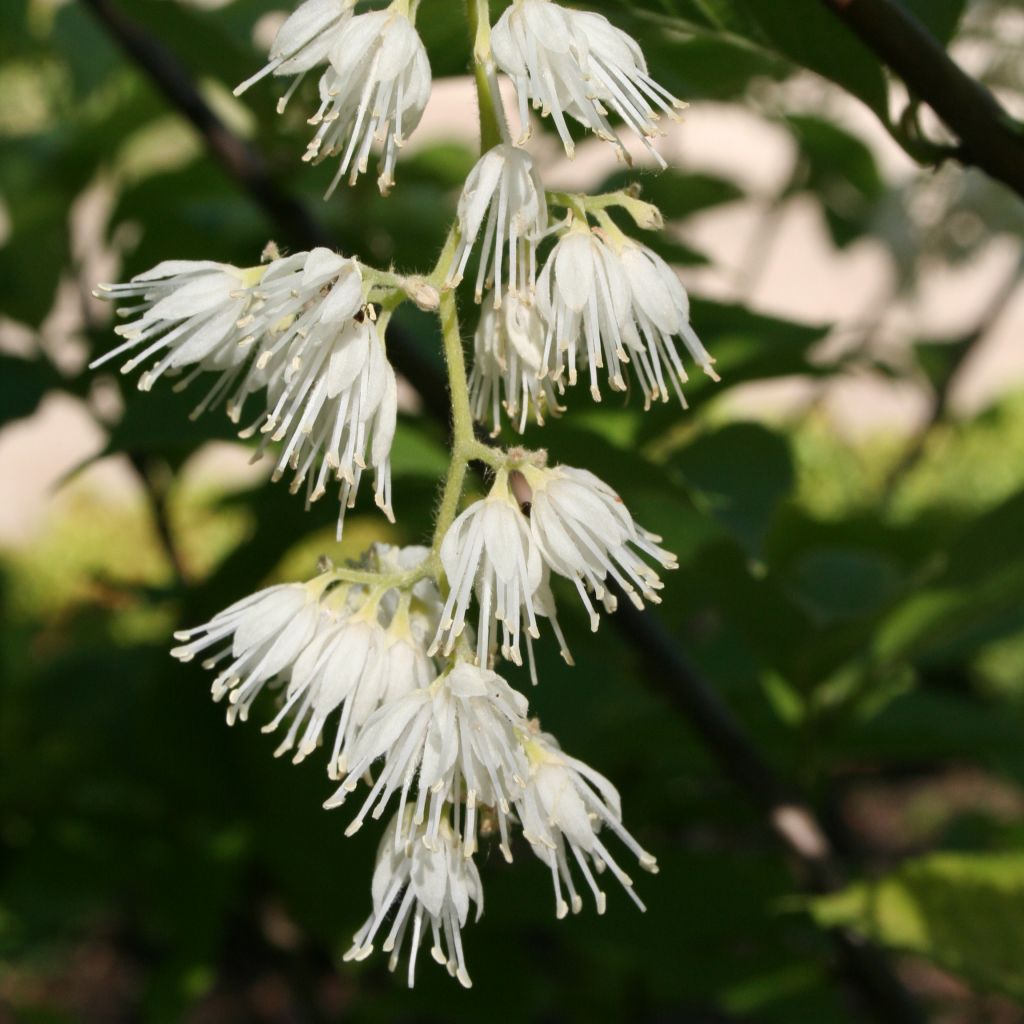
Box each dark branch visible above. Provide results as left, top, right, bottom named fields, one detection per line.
left=820, top=0, right=1024, bottom=199
left=613, top=593, right=924, bottom=1024
left=82, top=3, right=923, bottom=1020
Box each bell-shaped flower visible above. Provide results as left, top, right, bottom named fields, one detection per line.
left=325, top=662, right=530, bottom=862
left=234, top=0, right=357, bottom=99
left=469, top=290, right=563, bottom=435
left=170, top=576, right=333, bottom=719
left=247, top=313, right=398, bottom=538
left=536, top=225, right=634, bottom=401
left=517, top=729, right=657, bottom=917
left=262, top=587, right=389, bottom=778
left=345, top=808, right=483, bottom=988
left=431, top=469, right=540, bottom=668
left=304, top=9, right=432, bottom=195
left=446, top=144, right=548, bottom=305
left=517, top=461, right=677, bottom=628
left=91, top=260, right=259, bottom=393
left=491, top=0, right=685, bottom=165
left=616, top=240, right=718, bottom=408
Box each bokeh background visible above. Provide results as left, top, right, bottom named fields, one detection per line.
left=2, top=0, right=1024, bottom=1021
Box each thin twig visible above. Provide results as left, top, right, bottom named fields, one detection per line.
left=82, top=3, right=923, bottom=1020
left=819, top=0, right=1024, bottom=200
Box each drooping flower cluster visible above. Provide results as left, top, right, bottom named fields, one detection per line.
left=172, top=544, right=657, bottom=986
left=431, top=459, right=675, bottom=673
left=91, top=0, right=718, bottom=992
left=92, top=248, right=398, bottom=535
left=236, top=0, right=431, bottom=194
left=491, top=0, right=687, bottom=165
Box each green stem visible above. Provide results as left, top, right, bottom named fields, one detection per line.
left=467, top=0, right=504, bottom=152
left=432, top=285, right=478, bottom=552
left=330, top=565, right=429, bottom=588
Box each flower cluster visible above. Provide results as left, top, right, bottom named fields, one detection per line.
left=91, top=0, right=716, bottom=990
left=236, top=0, right=431, bottom=195
left=173, top=544, right=657, bottom=986
left=93, top=248, right=397, bottom=536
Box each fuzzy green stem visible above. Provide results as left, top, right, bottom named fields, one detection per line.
left=432, top=285, right=478, bottom=551
left=467, top=0, right=504, bottom=152
left=330, top=565, right=430, bottom=588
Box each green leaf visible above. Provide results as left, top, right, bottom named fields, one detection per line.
left=788, top=548, right=902, bottom=625
left=740, top=0, right=889, bottom=116
left=875, top=490, right=1024, bottom=665
left=810, top=852, right=1024, bottom=1000
left=598, top=169, right=745, bottom=222
left=672, top=423, right=794, bottom=556
left=783, top=116, right=886, bottom=248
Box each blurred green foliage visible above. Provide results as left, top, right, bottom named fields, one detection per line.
left=2, top=0, right=1024, bottom=1021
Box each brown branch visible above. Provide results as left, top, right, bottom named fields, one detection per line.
left=81, top=3, right=924, bottom=1021
left=820, top=0, right=1024, bottom=199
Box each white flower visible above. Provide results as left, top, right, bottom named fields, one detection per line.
left=234, top=0, right=356, bottom=99
left=469, top=290, right=563, bottom=435
left=537, top=225, right=716, bottom=407
left=304, top=9, right=432, bottom=196
left=618, top=240, right=718, bottom=407
left=517, top=730, right=657, bottom=918
left=536, top=225, right=633, bottom=402
left=91, top=260, right=258, bottom=394
left=431, top=470, right=570, bottom=672
left=491, top=0, right=685, bottom=165
left=325, top=662, right=530, bottom=862
left=220, top=247, right=364, bottom=414
left=518, top=462, right=677, bottom=628
left=170, top=577, right=331, bottom=719
left=262, top=589, right=389, bottom=779
left=345, top=809, right=483, bottom=988
left=446, top=144, right=548, bottom=305
left=247, top=312, right=398, bottom=538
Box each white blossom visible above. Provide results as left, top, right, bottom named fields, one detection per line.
left=537, top=225, right=715, bottom=407
left=618, top=240, right=718, bottom=407
left=345, top=809, right=483, bottom=988
left=447, top=144, right=548, bottom=304
left=469, top=290, right=563, bottom=435
left=262, top=591, right=389, bottom=778
left=234, top=0, right=357, bottom=99
left=245, top=311, right=398, bottom=538
left=304, top=9, right=432, bottom=196
left=325, top=662, right=530, bottom=861
left=517, top=730, right=657, bottom=918
left=491, top=0, right=685, bottom=165
left=431, top=470, right=570, bottom=672
left=91, top=260, right=258, bottom=395
left=170, top=577, right=331, bottom=720
left=172, top=546, right=441, bottom=777
left=518, top=462, right=677, bottom=628
left=536, top=225, right=633, bottom=402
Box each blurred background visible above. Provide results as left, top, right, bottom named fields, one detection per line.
left=2, top=0, right=1024, bottom=1021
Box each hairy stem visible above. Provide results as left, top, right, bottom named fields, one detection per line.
left=467, top=0, right=505, bottom=150
left=432, top=286, right=477, bottom=552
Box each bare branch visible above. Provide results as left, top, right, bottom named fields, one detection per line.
left=820, top=0, right=1024, bottom=199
